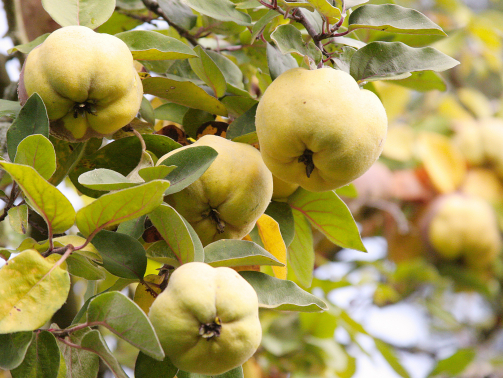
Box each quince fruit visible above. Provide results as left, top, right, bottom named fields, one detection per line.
left=255, top=67, right=387, bottom=192
left=425, top=193, right=502, bottom=270
left=148, top=262, right=262, bottom=375
left=18, top=25, right=143, bottom=142
left=158, top=135, right=273, bottom=246
left=272, top=174, right=299, bottom=201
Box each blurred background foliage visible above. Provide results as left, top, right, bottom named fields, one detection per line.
left=2, top=0, right=503, bottom=377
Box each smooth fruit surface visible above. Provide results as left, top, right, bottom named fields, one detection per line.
left=19, top=25, right=143, bottom=142
left=159, top=135, right=273, bottom=246
left=427, top=194, right=501, bottom=270
left=148, top=262, right=262, bottom=375
left=255, top=67, right=388, bottom=192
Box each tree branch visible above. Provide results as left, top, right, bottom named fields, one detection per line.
left=140, top=0, right=200, bottom=47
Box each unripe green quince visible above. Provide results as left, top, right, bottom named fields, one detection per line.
left=158, top=135, right=273, bottom=246
left=18, top=25, right=143, bottom=142
left=427, top=193, right=502, bottom=270
left=255, top=67, right=388, bottom=192
left=148, top=262, right=262, bottom=375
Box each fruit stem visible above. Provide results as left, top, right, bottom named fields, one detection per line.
left=199, top=317, right=222, bottom=340
left=298, top=149, right=315, bottom=178
left=209, top=208, right=226, bottom=234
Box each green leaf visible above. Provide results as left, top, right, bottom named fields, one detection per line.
left=149, top=204, right=204, bottom=264
left=0, top=162, right=76, bottom=234
left=66, top=253, right=107, bottom=281
left=79, top=329, right=129, bottom=378
left=139, top=165, right=176, bottom=182
left=206, top=50, right=245, bottom=90
left=374, top=339, right=411, bottom=378
left=182, top=109, right=215, bottom=138
left=221, top=96, right=258, bottom=118
left=10, top=331, right=60, bottom=378
left=348, top=4, right=446, bottom=36
left=78, top=168, right=138, bottom=191
left=69, top=136, right=142, bottom=198
left=226, top=103, right=257, bottom=142
left=8, top=204, right=28, bottom=235
left=239, top=271, right=327, bottom=312
left=190, top=46, right=227, bottom=98
left=266, top=42, right=298, bottom=81
left=158, top=145, right=218, bottom=195
left=204, top=239, right=285, bottom=267
left=76, top=180, right=170, bottom=237
left=145, top=240, right=182, bottom=267
left=251, top=10, right=280, bottom=43
left=41, top=0, right=115, bottom=28
left=288, top=209, right=314, bottom=288
left=271, top=24, right=322, bottom=64
left=178, top=366, right=244, bottom=378
left=49, top=137, right=99, bottom=187
left=142, top=77, right=228, bottom=116
left=57, top=328, right=99, bottom=378
left=0, top=332, right=34, bottom=370
left=7, top=93, right=49, bottom=161
left=117, top=214, right=147, bottom=239
left=140, top=96, right=156, bottom=126
left=154, top=103, right=189, bottom=124
left=87, top=291, right=165, bottom=360
left=8, top=33, right=49, bottom=54
left=335, top=183, right=358, bottom=198
left=0, top=99, right=22, bottom=118
left=265, top=201, right=295, bottom=248
left=143, top=134, right=183, bottom=159
left=14, top=135, right=56, bottom=180
left=116, top=30, right=197, bottom=60
left=182, top=0, right=251, bottom=26
left=393, top=70, right=447, bottom=92
left=0, top=250, right=70, bottom=333
left=350, top=41, right=460, bottom=83
left=158, top=0, right=197, bottom=30
left=289, top=188, right=366, bottom=251
left=91, top=230, right=148, bottom=279
left=428, top=348, right=476, bottom=377
left=307, top=0, right=341, bottom=23
left=135, top=352, right=178, bottom=378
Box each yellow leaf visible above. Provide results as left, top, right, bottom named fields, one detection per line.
left=0, top=249, right=70, bottom=333
left=256, top=214, right=287, bottom=280
left=458, top=88, right=493, bottom=119
left=415, top=132, right=467, bottom=193
left=382, top=123, right=416, bottom=162
left=134, top=274, right=164, bottom=314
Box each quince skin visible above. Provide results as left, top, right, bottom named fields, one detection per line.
left=148, top=262, right=262, bottom=375
left=18, top=25, right=143, bottom=142
left=158, top=135, right=273, bottom=246
left=256, top=67, right=388, bottom=192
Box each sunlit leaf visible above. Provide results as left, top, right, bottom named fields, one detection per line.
left=271, top=24, right=322, bottom=64
left=76, top=180, right=170, bottom=237
left=255, top=214, right=287, bottom=279
left=8, top=204, right=28, bottom=235
left=182, top=0, right=251, bottom=25
left=190, top=46, right=227, bottom=98
left=14, top=135, right=56, bottom=180
left=0, top=162, right=76, bottom=234
left=41, top=0, right=115, bottom=28
left=348, top=4, right=446, bottom=36
left=143, top=77, right=228, bottom=116
left=116, top=30, right=197, bottom=60
left=0, top=250, right=70, bottom=333
left=288, top=209, right=314, bottom=288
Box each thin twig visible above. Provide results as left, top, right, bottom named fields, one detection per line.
left=141, top=0, right=200, bottom=46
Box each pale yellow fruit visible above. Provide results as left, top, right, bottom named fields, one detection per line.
left=452, top=120, right=485, bottom=166
left=480, top=118, right=503, bottom=179
left=255, top=67, right=387, bottom=192
left=272, top=174, right=299, bottom=201
left=460, top=168, right=503, bottom=206
left=427, top=194, right=502, bottom=270
left=19, top=25, right=143, bottom=142
left=148, top=262, right=262, bottom=375
left=158, top=135, right=273, bottom=246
